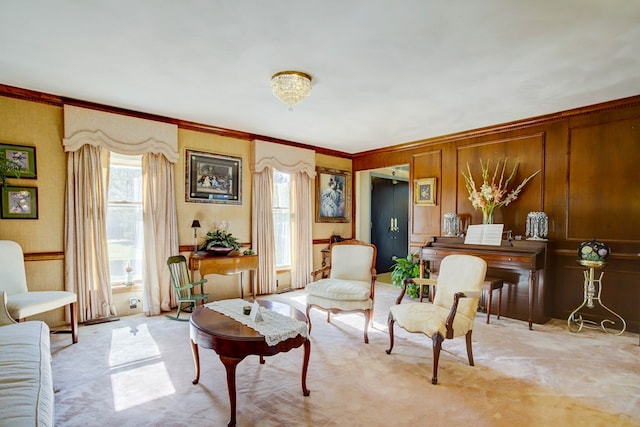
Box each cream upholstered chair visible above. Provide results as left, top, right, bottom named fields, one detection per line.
left=0, top=240, right=78, bottom=343
left=386, top=254, right=486, bottom=384
left=306, top=240, right=377, bottom=343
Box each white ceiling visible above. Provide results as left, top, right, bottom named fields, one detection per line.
left=1, top=1, right=639, bottom=154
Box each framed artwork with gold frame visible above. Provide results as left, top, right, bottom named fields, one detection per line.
left=414, top=177, right=436, bottom=206
left=315, top=166, right=351, bottom=223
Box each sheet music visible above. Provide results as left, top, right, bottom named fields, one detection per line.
left=464, top=224, right=504, bottom=246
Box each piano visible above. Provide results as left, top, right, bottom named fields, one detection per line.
left=419, top=236, right=548, bottom=330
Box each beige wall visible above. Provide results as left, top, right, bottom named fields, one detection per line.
left=0, top=94, right=352, bottom=323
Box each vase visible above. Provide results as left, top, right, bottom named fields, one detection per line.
left=207, top=246, right=233, bottom=257
left=482, top=207, right=495, bottom=224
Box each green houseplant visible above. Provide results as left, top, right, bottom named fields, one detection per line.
left=390, top=253, right=427, bottom=299
left=198, top=221, right=241, bottom=254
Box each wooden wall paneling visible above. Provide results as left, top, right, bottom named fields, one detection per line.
left=411, top=150, right=441, bottom=244
left=567, top=117, right=640, bottom=242
left=456, top=134, right=545, bottom=235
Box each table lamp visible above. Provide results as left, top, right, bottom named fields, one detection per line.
left=191, top=219, right=201, bottom=252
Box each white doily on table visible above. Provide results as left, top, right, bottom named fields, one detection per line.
left=205, top=299, right=308, bottom=346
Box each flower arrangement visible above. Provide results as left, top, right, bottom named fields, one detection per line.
left=461, top=158, right=540, bottom=224
left=198, top=220, right=240, bottom=251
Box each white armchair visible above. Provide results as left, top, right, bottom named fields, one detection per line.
left=386, top=254, right=487, bottom=384
left=305, top=240, right=377, bottom=343
left=0, top=240, right=78, bottom=343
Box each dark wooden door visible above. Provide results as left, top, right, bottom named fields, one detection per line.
left=371, top=177, right=409, bottom=273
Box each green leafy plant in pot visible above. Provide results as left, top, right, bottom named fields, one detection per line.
left=198, top=221, right=241, bottom=255
left=390, top=253, right=428, bottom=299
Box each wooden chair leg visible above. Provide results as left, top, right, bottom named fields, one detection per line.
left=486, top=287, right=493, bottom=324
left=385, top=313, right=395, bottom=354
left=70, top=302, right=78, bottom=344
left=497, top=287, right=503, bottom=319
left=432, top=334, right=444, bottom=385
left=305, top=305, right=313, bottom=334
left=465, top=330, right=474, bottom=366
left=363, top=310, right=370, bottom=344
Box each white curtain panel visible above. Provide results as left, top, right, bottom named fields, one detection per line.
left=64, top=145, right=116, bottom=322
left=291, top=171, right=314, bottom=289
left=251, top=168, right=277, bottom=294
left=142, top=153, right=179, bottom=315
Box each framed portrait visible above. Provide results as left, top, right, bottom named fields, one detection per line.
left=414, top=177, right=436, bottom=206
left=0, top=143, right=37, bottom=179
left=315, top=166, right=351, bottom=223
left=185, top=149, right=242, bottom=204
left=1, top=186, right=38, bottom=219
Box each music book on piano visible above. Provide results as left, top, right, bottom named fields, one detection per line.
left=464, top=224, right=504, bottom=246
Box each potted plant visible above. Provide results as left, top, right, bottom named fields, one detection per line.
left=198, top=221, right=241, bottom=256
left=390, top=253, right=427, bottom=299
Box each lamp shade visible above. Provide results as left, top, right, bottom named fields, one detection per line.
left=191, top=220, right=201, bottom=228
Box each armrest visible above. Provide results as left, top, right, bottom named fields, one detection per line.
left=444, top=290, right=482, bottom=339
left=311, top=266, right=331, bottom=280
left=0, top=291, right=17, bottom=326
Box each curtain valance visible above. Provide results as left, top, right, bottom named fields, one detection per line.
left=251, top=140, right=315, bottom=177
left=62, top=105, right=179, bottom=163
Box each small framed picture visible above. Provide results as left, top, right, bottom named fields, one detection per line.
left=0, top=143, right=37, bottom=179
left=185, top=149, right=242, bottom=204
left=316, top=166, right=351, bottom=223
left=1, top=186, right=38, bottom=219
left=414, top=177, right=436, bottom=206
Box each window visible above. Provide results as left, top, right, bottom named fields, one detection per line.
left=273, top=170, right=291, bottom=269
left=106, top=153, right=143, bottom=285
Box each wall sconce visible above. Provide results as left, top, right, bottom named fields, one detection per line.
left=443, top=213, right=460, bottom=237
left=191, top=219, right=201, bottom=252
left=525, top=212, right=548, bottom=240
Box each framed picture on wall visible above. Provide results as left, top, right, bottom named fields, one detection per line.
left=414, top=177, right=436, bottom=206
left=315, top=166, right=351, bottom=223
left=1, top=186, right=38, bottom=219
left=0, top=143, right=37, bottom=179
left=185, top=149, right=242, bottom=204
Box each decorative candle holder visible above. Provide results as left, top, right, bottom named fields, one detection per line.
left=525, top=212, right=548, bottom=240
left=443, top=213, right=460, bottom=237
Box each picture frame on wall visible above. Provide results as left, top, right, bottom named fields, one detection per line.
left=1, top=186, right=38, bottom=219
left=414, top=177, right=436, bottom=206
left=0, top=143, right=37, bottom=179
left=185, top=149, right=242, bottom=204
left=315, top=166, right=351, bottom=223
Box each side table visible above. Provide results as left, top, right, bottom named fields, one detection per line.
left=567, top=260, right=626, bottom=335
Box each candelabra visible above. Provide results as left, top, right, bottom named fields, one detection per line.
left=525, top=211, right=548, bottom=240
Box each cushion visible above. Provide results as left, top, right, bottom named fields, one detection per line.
left=329, top=245, right=374, bottom=282
left=0, top=321, right=54, bottom=426
left=306, top=278, right=371, bottom=301
left=306, top=294, right=373, bottom=311
left=7, top=291, right=76, bottom=319
left=390, top=302, right=475, bottom=338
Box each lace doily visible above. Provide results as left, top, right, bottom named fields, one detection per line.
left=205, top=299, right=308, bottom=346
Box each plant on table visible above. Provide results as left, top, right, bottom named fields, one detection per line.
left=198, top=221, right=241, bottom=251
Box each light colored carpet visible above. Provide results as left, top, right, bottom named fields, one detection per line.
left=50, top=282, right=640, bottom=427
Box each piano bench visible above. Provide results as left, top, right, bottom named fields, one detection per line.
left=482, top=277, right=504, bottom=324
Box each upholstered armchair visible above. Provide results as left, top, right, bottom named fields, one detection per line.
left=386, top=254, right=487, bottom=384
left=306, top=240, right=377, bottom=343
left=0, top=240, right=78, bottom=343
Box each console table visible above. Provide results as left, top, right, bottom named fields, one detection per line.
left=420, top=237, right=548, bottom=330
left=189, top=252, right=258, bottom=299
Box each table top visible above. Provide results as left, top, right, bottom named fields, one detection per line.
left=190, top=299, right=307, bottom=343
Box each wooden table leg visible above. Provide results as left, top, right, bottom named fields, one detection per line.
left=301, top=339, right=311, bottom=396
left=220, top=355, right=242, bottom=427
left=190, top=339, right=200, bottom=385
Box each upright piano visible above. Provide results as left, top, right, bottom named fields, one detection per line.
left=419, top=237, right=549, bottom=330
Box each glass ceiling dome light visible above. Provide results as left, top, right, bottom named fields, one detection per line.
left=271, top=70, right=312, bottom=110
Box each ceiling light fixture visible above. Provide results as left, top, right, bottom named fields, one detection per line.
left=271, top=70, right=312, bottom=110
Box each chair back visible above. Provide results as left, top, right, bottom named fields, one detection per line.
left=433, top=254, right=487, bottom=318
left=166, top=255, right=192, bottom=296
left=0, top=240, right=29, bottom=295
left=329, top=240, right=376, bottom=282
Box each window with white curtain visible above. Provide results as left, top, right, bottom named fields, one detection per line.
left=106, top=153, right=144, bottom=285
left=273, top=169, right=292, bottom=269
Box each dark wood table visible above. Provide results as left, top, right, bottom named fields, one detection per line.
left=189, top=299, right=310, bottom=427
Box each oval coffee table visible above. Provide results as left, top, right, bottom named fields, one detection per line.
left=190, top=299, right=310, bottom=427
